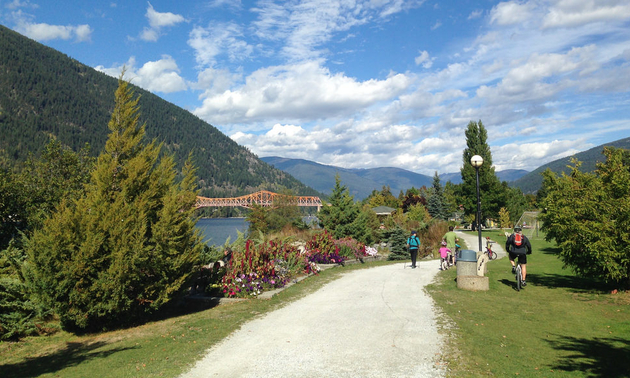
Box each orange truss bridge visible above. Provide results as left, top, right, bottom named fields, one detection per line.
left=196, top=190, right=323, bottom=210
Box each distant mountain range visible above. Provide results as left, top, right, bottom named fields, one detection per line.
left=511, top=136, right=630, bottom=194
left=263, top=135, right=630, bottom=199
left=261, top=157, right=529, bottom=200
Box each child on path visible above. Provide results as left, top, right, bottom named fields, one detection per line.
left=439, top=240, right=451, bottom=270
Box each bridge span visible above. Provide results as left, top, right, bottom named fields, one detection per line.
left=196, top=190, right=322, bottom=210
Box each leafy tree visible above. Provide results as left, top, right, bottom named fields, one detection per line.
left=498, top=207, right=511, bottom=229
left=458, top=120, right=506, bottom=223
left=246, top=203, right=269, bottom=235
left=540, top=147, right=630, bottom=286
left=26, top=76, right=203, bottom=331
left=427, top=172, right=449, bottom=220
left=318, top=175, right=360, bottom=239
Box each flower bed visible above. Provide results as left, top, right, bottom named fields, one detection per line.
left=218, top=233, right=377, bottom=298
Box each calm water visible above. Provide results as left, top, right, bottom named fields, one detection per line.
left=196, top=218, right=249, bottom=246
left=195, top=216, right=319, bottom=246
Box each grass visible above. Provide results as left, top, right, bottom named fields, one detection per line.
left=0, top=259, right=397, bottom=378
left=426, top=230, right=630, bottom=377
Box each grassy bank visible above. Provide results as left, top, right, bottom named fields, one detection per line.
left=426, top=230, right=630, bottom=377
left=0, top=260, right=394, bottom=378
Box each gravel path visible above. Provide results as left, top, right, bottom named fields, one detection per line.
left=180, top=260, right=446, bottom=378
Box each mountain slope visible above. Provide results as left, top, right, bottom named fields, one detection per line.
left=261, top=157, right=433, bottom=200
left=0, top=25, right=318, bottom=199
left=512, top=136, right=630, bottom=193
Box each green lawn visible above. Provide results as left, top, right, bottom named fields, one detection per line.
left=426, top=230, right=630, bottom=377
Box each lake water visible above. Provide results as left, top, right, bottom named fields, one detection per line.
left=195, top=216, right=320, bottom=246
left=196, top=218, right=249, bottom=246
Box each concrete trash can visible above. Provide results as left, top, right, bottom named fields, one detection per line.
left=456, top=249, right=489, bottom=291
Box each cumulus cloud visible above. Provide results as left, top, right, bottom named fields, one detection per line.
left=14, top=17, right=92, bottom=42
left=95, top=55, right=187, bottom=93
left=139, top=2, right=185, bottom=42
left=192, top=61, right=412, bottom=125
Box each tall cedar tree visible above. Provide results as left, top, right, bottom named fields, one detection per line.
left=459, top=120, right=506, bottom=223
left=318, top=175, right=360, bottom=239
left=540, top=147, right=630, bottom=286
left=26, top=76, right=203, bottom=331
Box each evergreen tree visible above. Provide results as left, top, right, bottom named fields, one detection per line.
left=318, top=174, right=360, bottom=239
left=386, top=227, right=409, bottom=260
left=427, top=172, right=449, bottom=220
left=458, top=120, right=506, bottom=224
left=26, top=76, right=203, bottom=331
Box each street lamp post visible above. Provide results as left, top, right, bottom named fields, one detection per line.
left=471, top=155, right=484, bottom=252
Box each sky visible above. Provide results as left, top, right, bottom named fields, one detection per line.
left=1, top=0, right=630, bottom=176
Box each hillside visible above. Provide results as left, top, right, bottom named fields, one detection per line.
left=512, top=136, right=630, bottom=193
left=261, top=157, right=532, bottom=200
left=261, top=157, right=433, bottom=200
left=0, top=25, right=319, bottom=203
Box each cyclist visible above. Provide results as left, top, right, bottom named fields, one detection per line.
left=505, top=226, right=532, bottom=286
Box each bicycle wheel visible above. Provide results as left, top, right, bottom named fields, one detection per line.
left=489, top=251, right=497, bottom=260
left=516, top=265, right=522, bottom=291
left=441, top=259, right=449, bottom=270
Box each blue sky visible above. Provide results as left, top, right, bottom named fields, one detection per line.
left=2, top=0, right=630, bottom=175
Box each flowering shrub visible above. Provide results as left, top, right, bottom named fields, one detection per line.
left=334, top=237, right=367, bottom=261
left=221, top=239, right=312, bottom=298
left=304, top=231, right=346, bottom=264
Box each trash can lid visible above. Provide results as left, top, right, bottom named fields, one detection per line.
left=458, top=249, right=477, bottom=262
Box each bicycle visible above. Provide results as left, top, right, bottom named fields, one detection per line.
left=515, top=261, right=524, bottom=291
left=440, top=256, right=449, bottom=271
left=485, top=237, right=497, bottom=260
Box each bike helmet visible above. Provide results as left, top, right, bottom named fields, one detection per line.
left=441, top=240, right=447, bottom=246
left=514, top=226, right=522, bottom=232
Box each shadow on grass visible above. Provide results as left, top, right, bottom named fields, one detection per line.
left=546, top=335, right=630, bottom=377
left=0, top=341, right=138, bottom=378
left=527, top=273, right=612, bottom=293
left=498, top=278, right=519, bottom=291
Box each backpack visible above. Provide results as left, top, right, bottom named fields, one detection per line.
left=408, top=236, right=419, bottom=248
left=514, top=233, right=523, bottom=247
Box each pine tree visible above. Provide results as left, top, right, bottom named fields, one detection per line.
left=386, top=227, right=409, bottom=260
left=26, top=76, right=203, bottom=331
left=318, top=174, right=360, bottom=239
left=427, top=172, right=449, bottom=220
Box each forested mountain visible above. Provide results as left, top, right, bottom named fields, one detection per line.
left=0, top=25, right=319, bottom=206
left=261, top=157, right=434, bottom=200
left=511, top=136, right=630, bottom=194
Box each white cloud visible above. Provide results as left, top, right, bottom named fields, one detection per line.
left=140, top=2, right=185, bottom=42
left=490, top=1, right=535, bottom=25
left=543, top=0, right=630, bottom=29
left=414, top=50, right=433, bottom=68
left=188, top=23, right=253, bottom=67
left=468, top=10, right=483, bottom=20
left=5, top=0, right=38, bottom=10
left=192, top=61, right=412, bottom=125
left=95, top=55, right=187, bottom=94
left=15, top=20, right=92, bottom=42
